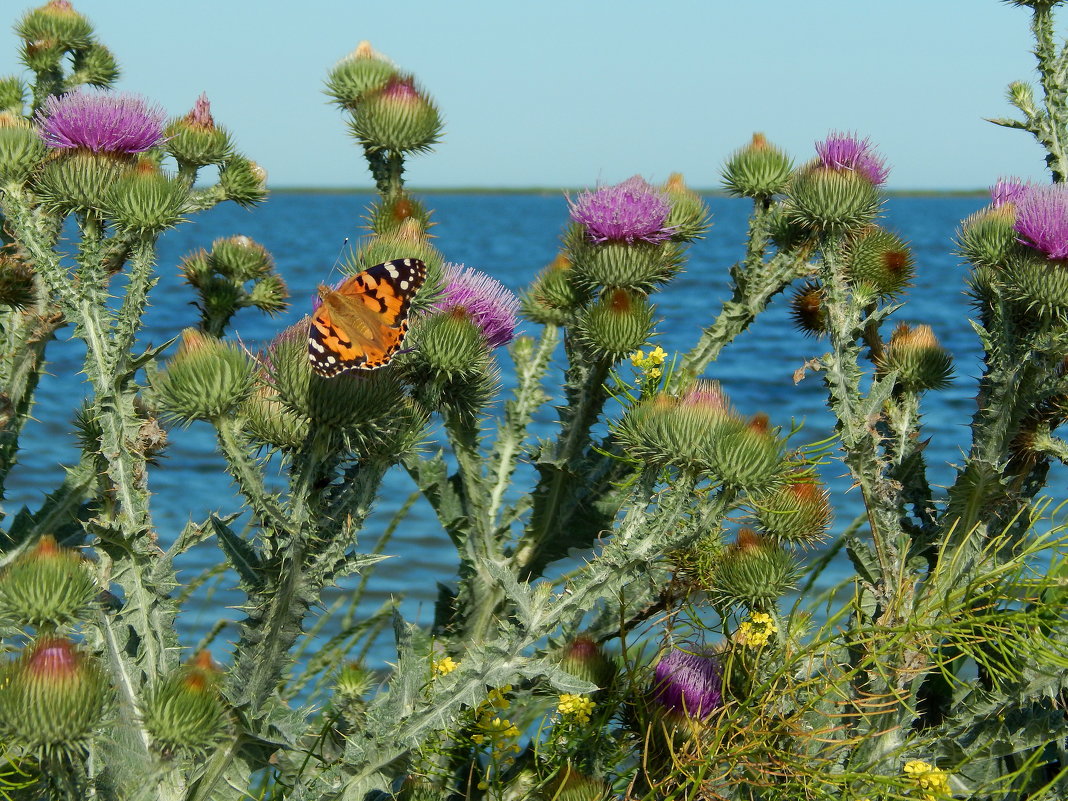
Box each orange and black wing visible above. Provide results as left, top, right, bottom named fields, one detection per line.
left=308, top=258, right=427, bottom=377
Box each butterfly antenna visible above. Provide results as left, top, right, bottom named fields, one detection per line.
left=328, top=237, right=350, bottom=281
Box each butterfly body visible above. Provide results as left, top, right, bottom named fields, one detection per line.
left=308, top=257, right=427, bottom=377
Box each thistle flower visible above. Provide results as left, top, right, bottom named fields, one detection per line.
left=568, top=176, right=675, bottom=244
left=651, top=647, right=722, bottom=719
left=434, top=263, right=519, bottom=348
left=991, top=176, right=1028, bottom=208
left=814, top=131, right=888, bottom=186
left=36, top=89, right=166, bottom=154
left=1014, top=183, right=1068, bottom=259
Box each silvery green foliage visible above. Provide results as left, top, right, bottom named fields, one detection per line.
left=0, top=2, right=1067, bottom=801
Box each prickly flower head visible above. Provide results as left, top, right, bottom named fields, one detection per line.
left=815, top=131, right=888, bottom=186
left=991, top=176, right=1028, bottom=209
left=36, top=89, right=166, bottom=154
left=434, top=263, right=519, bottom=348
left=568, top=176, right=675, bottom=244
left=1013, top=183, right=1068, bottom=259
left=651, top=647, right=722, bottom=719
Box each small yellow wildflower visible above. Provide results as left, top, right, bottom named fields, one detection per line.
left=485, top=685, right=512, bottom=710
left=903, top=759, right=951, bottom=800
left=557, top=693, right=596, bottom=724
left=431, top=656, right=459, bottom=676
left=737, top=612, right=778, bottom=648
left=630, top=346, right=667, bottom=381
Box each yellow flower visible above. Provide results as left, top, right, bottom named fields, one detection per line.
left=903, top=759, right=951, bottom=800
left=630, top=346, right=667, bottom=378
left=557, top=693, right=596, bottom=724
left=431, top=655, right=459, bottom=676
left=737, top=612, right=778, bottom=648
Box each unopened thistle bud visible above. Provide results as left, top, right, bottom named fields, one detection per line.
left=409, top=307, right=489, bottom=373
left=326, top=41, right=397, bottom=109
left=219, top=155, right=267, bottom=207
left=350, top=75, right=442, bottom=154
left=574, top=289, right=654, bottom=361
left=845, top=226, right=914, bottom=297
left=878, top=324, right=953, bottom=392
left=0, top=637, right=110, bottom=757
left=210, top=235, right=273, bottom=281
left=708, top=414, right=785, bottom=491
left=71, top=42, right=119, bottom=87
left=17, top=1, right=93, bottom=52
left=33, top=150, right=129, bottom=215
left=721, top=133, right=793, bottom=199
left=558, top=635, right=615, bottom=690
left=712, top=529, right=800, bottom=608
left=143, top=651, right=226, bottom=755
left=661, top=172, right=712, bottom=241
left=957, top=204, right=1019, bottom=270
left=165, top=93, right=233, bottom=168
left=784, top=164, right=882, bottom=233
left=539, top=767, right=613, bottom=801
left=242, top=384, right=310, bottom=451
left=752, top=475, right=832, bottom=546
left=0, top=535, right=97, bottom=628
left=153, top=329, right=255, bottom=423
left=0, top=77, right=24, bottom=114
left=789, top=281, right=827, bottom=337
left=105, top=158, right=189, bottom=236
left=521, top=253, right=588, bottom=325
left=366, top=191, right=432, bottom=235
left=0, top=114, right=46, bottom=183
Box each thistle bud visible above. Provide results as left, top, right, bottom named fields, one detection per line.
left=539, top=767, right=613, bottom=801
left=575, top=289, right=654, bottom=361
left=0, top=535, right=98, bottom=628
left=365, top=191, right=432, bottom=235
left=845, top=226, right=914, bottom=297
left=878, top=324, right=953, bottom=392
left=326, top=41, right=397, bottom=109
left=752, top=475, right=832, bottom=546
left=210, top=235, right=273, bottom=281
left=957, top=205, right=1019, bottom=269
left=349, top=75, right=442, bottom=154
left=558, top=635, right=615, bottom=690
left=21, top=37, right=64, bottom=73
left=1007, top=80, right=1038, bottom=117
left=789, top=280, right=827, bottom=337
left=521, top=253, right=588, bottom=325
left=712, top=529, right=800, bottom=608
left=784, top=164, right=882, bottom=233
left=0, top=637, right=110, bottom=757
left=219, top=155, right=267, bottom=207
left=165, top=94, right=233, bottom=168
left=143, top=651, right=226, bottom=756
left=661, top=172, right=712, bottom=241
left=0, top=113, right=46, bottom=183
left=104, top=158, right=189, bottom=236
left=408, top=307, right=489, bottom=373
left=721, top=133, right=793, bottom=199
left=433, top=264, right=519, bottom=348
left=0, top=77, right=24, bottom=114
left=33, top=150, right=129, bottom=215
left=71, top=42, right=119, bottom=87
left=354, top=223, right=443, bottom=291
left=153, top=329, right=255, bottom=423
left=242, top=384, right=310, bottom=451
left=708, top=414, right=785, bottom=491
left=17, top=1, right=93, bottom=52
left=0, top=251, right=36, bottom=310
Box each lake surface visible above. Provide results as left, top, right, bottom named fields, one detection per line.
left=8, top=192, right=1054, bottom=664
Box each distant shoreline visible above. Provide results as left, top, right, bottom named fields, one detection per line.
left=265, top=186, right=991, bottom=198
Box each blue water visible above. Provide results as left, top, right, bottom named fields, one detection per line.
left=6, top=192, right=1043, bottom=663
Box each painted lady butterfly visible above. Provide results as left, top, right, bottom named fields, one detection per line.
left=308, top=257, right=427, bottom=377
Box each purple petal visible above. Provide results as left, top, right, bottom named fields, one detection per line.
left=1014, top=183, right=1068, bottom=259
left=35, top=89, right=167, bottom=154
left=815, top=132, right=889, bottom=186
left=568, top=176, right=675, bottom=244
left=435, top=263, right=520, bottom=348
left=652, top=647, right=722, bottom=719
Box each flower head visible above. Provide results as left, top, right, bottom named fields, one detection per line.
left=432, top=655, right=458, bottom=676
left=652, top=646, right=722, bottom=719
left=557, top=693, right=595, bottom=725
left=185, top=92, right=215, bottom=130
left=568, top=176, right=675, bottom=244
left=814, top=132, right=889, bottom=186
left=434, top=263, right=519, bottom=348
left=36, top=89, right=166, bottom=154
left=991, top=176, right=1028, bottom=208
left=903, top=759, right=951, bottom=800
left=1013, top=183, right=1068, bottom=259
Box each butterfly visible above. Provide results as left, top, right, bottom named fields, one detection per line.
left=308, top=257, right=427, bottom=377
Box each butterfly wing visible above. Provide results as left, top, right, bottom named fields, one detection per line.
left=308, top=258, right=427, bottom=377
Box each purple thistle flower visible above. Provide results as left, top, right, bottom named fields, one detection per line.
left=814, top=132, right=889, bottom=186
left=36, top=89, right=167, bottom=154
left=991, top=176, right=1029, bottom=209
left=568, top=176, right=675, bottom=244
left=1014, top=183, right=1068, bottom=259
left=652, top=647, right=722, bottom=719
left=435, top=263, right=520, bottom=348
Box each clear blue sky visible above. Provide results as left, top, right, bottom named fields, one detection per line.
left=0, top=0, right=1056, bottom=190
